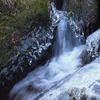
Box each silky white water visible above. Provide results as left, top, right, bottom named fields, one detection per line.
left=53, top=14, right=80, bottom=57
left=9, top=1, right=85, bottom=100
left=9, top=18, right=85, bottom=99
left=10, top=45, right=85, bottom=100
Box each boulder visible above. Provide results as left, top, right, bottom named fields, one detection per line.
left=79, top=29, right=100, bottom=66
left=86, top=28, right=100, bottom=58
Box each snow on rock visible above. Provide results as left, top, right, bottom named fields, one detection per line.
left=86, top=28, right=100, bottom=58
left=37, top=57, right=100, bottom=100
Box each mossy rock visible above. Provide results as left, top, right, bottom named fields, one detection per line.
left=0, top=0, right=49, bottom=70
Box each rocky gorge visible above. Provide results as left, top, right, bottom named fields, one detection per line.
left=0, top=0, right=100, bottom=100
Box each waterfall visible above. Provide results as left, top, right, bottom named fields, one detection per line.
left=53, top=0, right=79, bottom=57
left=62, top=0, right=66, bottom=11
left=53, top=16, right=80, bottom=57
left=9, top=1, right=85, bottom=100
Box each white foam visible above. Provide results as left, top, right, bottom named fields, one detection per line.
left=38, top=57, right=100, bottom=100
left=10, top=45, right=85, bottom=100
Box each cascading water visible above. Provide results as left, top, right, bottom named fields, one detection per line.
left=53, top=14, right=80, bottom=57
left=9, top=1, right=85, bottom=100
left=62, top=0, right=66, bottom=11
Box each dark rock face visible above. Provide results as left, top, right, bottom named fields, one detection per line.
left=66, top=0, right=98, bottom=38
left=96, top=0, right=100, bottom=28
left=79, top=28, right=100, bottom=67
left=52, top=0, right=98, bottom=25
left=66, top=0, right=98, bottom=25
left=52, top=0, right=63, bottom=10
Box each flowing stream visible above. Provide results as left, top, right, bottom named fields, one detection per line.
left=9, top=1, right=85, bottom=100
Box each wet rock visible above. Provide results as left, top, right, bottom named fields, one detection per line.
left=79, top=49, right=92, bottom=66
left=51, top=0, right=98, bottom=28
left=86, top=28, right=100, bottom=58
left=50, top=3, right=60, bottom=28
left=79, top=29, right=100, bottom=66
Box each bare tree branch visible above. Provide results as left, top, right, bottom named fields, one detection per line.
left=1, top=0, right=16, bottom=8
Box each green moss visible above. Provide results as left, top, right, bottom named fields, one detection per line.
left=67, top=11, right=74, bottom=17
left=0, top=0, right=48, bottom=70
left=94, top=0, right=98, bottom=9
